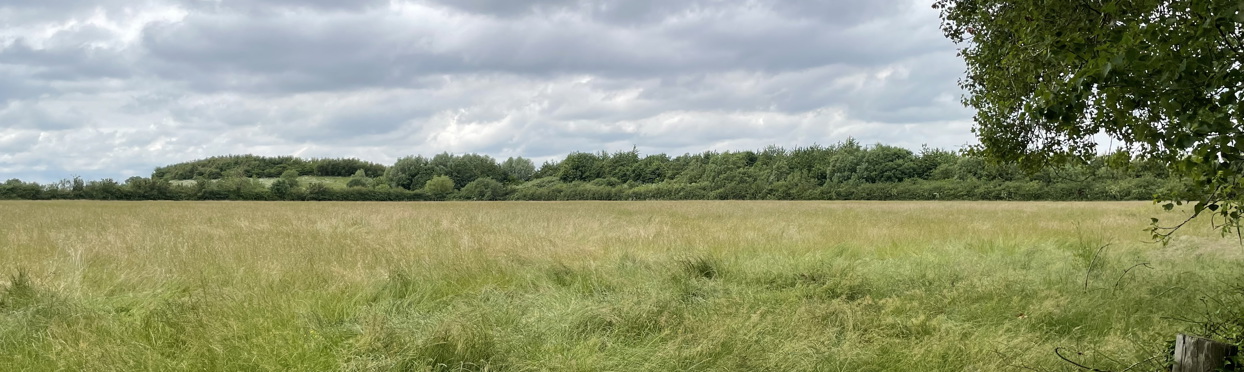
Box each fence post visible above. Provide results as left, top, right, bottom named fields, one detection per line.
left=1173, top=334, right=1237, bottom=372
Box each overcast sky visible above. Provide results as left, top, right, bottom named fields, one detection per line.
left=0, top=0, right=973, bottom=182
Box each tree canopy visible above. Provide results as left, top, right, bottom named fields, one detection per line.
left=936, top=0, right=1244, bottom=239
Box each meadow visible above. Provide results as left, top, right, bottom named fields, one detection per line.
left=0, top=201, right=1240, bottom=371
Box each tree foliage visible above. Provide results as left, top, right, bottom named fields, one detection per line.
left=500, top=157, right=536, bottom=182
left=0, top=141, right=1187, bottom=202
left=459, top=177, right=508, bottom=201
left=153, top=155, right=386, bottom=180
left=386, top=156, right=434, bottom=191
left=936, top=0, right=1244, bottom=239
left=424, top=175, right=456, bottom=199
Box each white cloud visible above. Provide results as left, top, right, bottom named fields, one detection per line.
left=0, top=0, right=974, bottom=183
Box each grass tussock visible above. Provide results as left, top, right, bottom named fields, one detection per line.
left=0, top=200, right=1240, bottom=371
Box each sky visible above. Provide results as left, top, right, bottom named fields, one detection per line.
left=0, top=0, right=974, bottom=183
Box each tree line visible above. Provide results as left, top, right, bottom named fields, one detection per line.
left=151, top=155, right=387, bottom=179
left=0, top=140, right=1182, bottom=202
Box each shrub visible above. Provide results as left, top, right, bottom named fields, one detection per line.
left=424, top=176, right=455, bottom=200
left=458, top=178, right=508, bottom=201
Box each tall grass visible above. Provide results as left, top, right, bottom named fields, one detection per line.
left=0, top=201, right=1239, bottom=370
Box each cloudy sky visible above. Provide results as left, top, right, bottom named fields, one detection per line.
left=0, top=0, right=973, bottom=182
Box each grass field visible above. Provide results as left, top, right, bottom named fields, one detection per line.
left=1, top=201, right=1241, bottom=371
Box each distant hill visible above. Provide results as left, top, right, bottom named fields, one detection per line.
left=152, top=155, right=386, bottom=180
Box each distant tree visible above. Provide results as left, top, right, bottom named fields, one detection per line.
left=269, top=169, right=300, bottom=199
left=371, top=176, right=392, bottom=190
left=789, top=145, right=833, bottom=183
left=386, top=156, right=434, bottom=190
left=124, top=176, right=174, bottom=200
left=438, top=153, right=507, bottom=188
left=83, top=179, right=122, bottom=200
left=70, top=176, right=85, bottom=198
left=153, top=155, right=309, bottom=180
left=533, top=160, right=561, bottom=179
left=305, top=182, right=332, bottom=201
left=605, top=149, right=641, bottom=182
left=501, top=157, right=536, bottom=183
left=459, top=177, right=509, bottom=201
left=347, top=169, right=370, bottom=188
left=826, top=140, right=865, bottom=183
left=915, top=146, right=960, bottom=180
left=310, top=158, right=386, bottom=177
left=280, top=170, right=301, bottom=186
left=270, top=179, right=296, bottom=199
left=634, top=154, right=670, bottom=183
left=856, top=145, right=920, bottom=183
left=1, top=179, right=43, bottom=200
left=424, top=175, right=455, bottom=199
left=559, top=152, right=605, bottom=182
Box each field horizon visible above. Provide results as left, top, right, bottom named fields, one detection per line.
left=2, top=200, right=1241, bottom=371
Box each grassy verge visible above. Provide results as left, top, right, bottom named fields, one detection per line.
left=0, top=201, right=1239, bottom=370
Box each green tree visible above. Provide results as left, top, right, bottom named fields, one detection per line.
left=604, top=149, right=641, bottom=182
left=441, top=153, right=507, bottom=188
left=70, top=176, right=85, bottom=198
left=347, top=169, right=370, bottom=188
left=387, top=156, right=434, bottom=190
left=305, top=182, right=332, bottom=201
left=856, top=145, right=920, bottom=183
left=937, top=0, right=1244, bottom=238
left=280, top=170, right=301, bottom=187
left=459, top=177, right=509, bottom=201
left=825, top=139, right=865, bottom=183
left=270, top=169, right=302, bottom=199
left=424, top=175, right=455, bottom=199
left=558, top=152, right=605, bottom=182
left=270, top=179, right=296, bottom=199
left=501, top=157, right=536, bottom=183
left=533, top=160, right=561, bottom=179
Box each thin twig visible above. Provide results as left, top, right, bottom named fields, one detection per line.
left=1112, top=262, right=1152, bottom=293
left=1055, top=347, right=1113, bottom=372
left=1085, top=244, right=1110, bottom=290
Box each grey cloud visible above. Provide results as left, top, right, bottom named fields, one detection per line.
left=135, top=0, right=938, bottom=94
left=2, top=0, right=135, bottom=9
left=140, top=11, right=457, bottom=93
left=0, top=130, right=39, bottom=153
left=0, top=101, right=88, bottom=130
left=2, top=0, right=386, bottom=17
left=0, top=70, right=49, bottom=104
left=269, top=100, right=438, bottom=143
left=769, top=0, right=908, bottom=22
left=180, top=0, right=389, bottom=14
left=421, top=0, right=904, bottom=26
left=419, top=0, right=579, bottom=17
left=0, top=40, right=134, bottom=81
left=839, top=53, right=970, bottom=124
left=0, top=0, right=128, bottom=21
left=0, top=0, right=980, bottom=183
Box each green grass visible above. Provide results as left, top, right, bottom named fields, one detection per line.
left=0, top=201, right=1240, bottom=371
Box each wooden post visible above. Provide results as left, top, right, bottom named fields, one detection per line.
left=1173, top=334, right=1238, bottom=372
